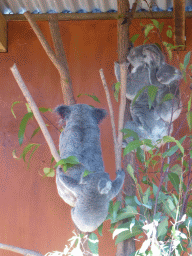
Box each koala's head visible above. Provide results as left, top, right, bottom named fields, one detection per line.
left=127, top=44, right=165, bottom=68
left=71, top=172, right=113, bottom=232
left=142, top=45, right=165, bottom=67
left=156, top=64, right=182, bottom=85
left=55, top=104, right=107, bottom=126
left=127, top=45, right=146, bottom=68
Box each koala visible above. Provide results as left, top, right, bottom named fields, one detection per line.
left=55, top=104, right=125, bottom=232
left=123, top=119, right=173, bottom=151
left=127, top=44, right=165, bottom=73
left=114, top=44, right=165, bottom=100
left=143, top=48, right=183, bottom=122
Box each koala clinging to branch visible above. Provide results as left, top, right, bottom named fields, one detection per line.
left=114, top=44, right=165, bottom=100
left=130, top=63, right=182, bottom=134
left=143, top=48, right=183, bottom=122
left=55, top=104, right=125, bottom=232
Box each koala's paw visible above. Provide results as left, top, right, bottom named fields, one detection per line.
left=116, top=169, right=125, bottom=179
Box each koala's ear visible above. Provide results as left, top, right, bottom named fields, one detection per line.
left=93, top=108, right=107, bottom=124
left=55, top=105, right=71, bottom=120
left=98, top=178, right=112, bottom=194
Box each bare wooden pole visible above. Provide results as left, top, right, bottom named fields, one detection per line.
left=116, top=0, right=138, bottom=255
left=10, top=64, right=61, bottom=163
left=173, top=0, right=185, bottom=50
left=24, top=11, right=75, bottom=105
left=0, top=243, right=43, bottom=256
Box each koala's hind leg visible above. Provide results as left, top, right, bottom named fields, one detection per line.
left=56, top=167, right=79, bottom=207
left=109, top=170, right=125, bottom=200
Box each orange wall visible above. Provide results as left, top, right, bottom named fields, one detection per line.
left=0, top=18, right=191, bottom=255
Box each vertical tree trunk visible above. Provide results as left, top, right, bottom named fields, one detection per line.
left=116, top=0, right=136, bottom=255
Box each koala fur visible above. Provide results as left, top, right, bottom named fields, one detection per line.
left=114, top=44, right=165, bottom=100
left=55, top=104, right=125, bottom=232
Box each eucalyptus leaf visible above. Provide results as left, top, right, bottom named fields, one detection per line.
left=11, top=101, right=21, bottom=118
left=131, top=34, right=139, bottom=43
left=151, top=19, right=159, bottom=28
left=147, top=85, right=158, bottom=109
left=88, top=233, right=99, bottom=255
left=184, top=51, right=191, bottom=70
left=124, top=140, right=142, bottom=155
left=168, top=173, right=180, bottom=194
left=18, top=112, right=33, bottom=145
left=144, top=24, right=154, bottom=37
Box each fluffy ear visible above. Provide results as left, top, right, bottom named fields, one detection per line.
left=93, top=108, right=107, bottom=124
left=98, top=178, right=112, bottom=194
left=55, top=105, right=71, bottom=120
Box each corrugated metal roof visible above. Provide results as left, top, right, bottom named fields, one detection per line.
left=0, top=0, right=192, bottom=15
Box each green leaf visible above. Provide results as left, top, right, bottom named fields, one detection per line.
left=159, top=22, right=164, bottom=33
left=127, top=164, right=137, bottom=184
left=124, top=140, right=142, bottom=155
left=168, top=25, right=172, bottom=29
left=158, top=218, right=168, bottom=239
left=39, top=107, right=52, bottom=112
left=83, top=169, right=92, bottom=177
left=25, top=103, right=32, bottom=113
left=114, top=82, right=120, bottom=102
left=55, top=156, right=79, bottom=167
left=161, top=93, right=174, bottom=103
left=77, top=93, right=100, bottom=103
left=115, top=224, right=142, bottom=244
left=144, top=24, right=154, bottom=37
left=147, top=85, right=158, bottom=109
left=21, top=143, right=39, bottom=162
left=131, top=34, right=139, bottom=43
left=27, top=144, right=40, bottom=169
left=44, top=168, right=55, bottom=177
left=143, top=187, right=150, bottom=205
left=163, top=136, right=184, bottom=155
left=151, top=19, right=159, bottom=28
left=187, top=111, right=192, bottom=130
left=114, top=201, right=121, bottom=213
left=163, top=136, right=186, bottom=158
left=11, top=101, right=21, bottom=118
left=166, top=29, right=172, bottom=38
left=184, top=52, right=191, bottom=70
left=163, top=197, right=176, bottom=218
left=168, top=173, right=180, bottom=194
left=136, top=147, right=145, bottom=163
left=188, top=97, right=191, bottom=112
left=88, top=233, right=99, bottom=255
left=31, top=127, right=41, bottom=139
left=18, top=112, right=33, bottom=145
left=180, top=63, right=184, bottom=71
left=132, top=86, right=148, bottom=106
left=125, top=196, right=138, bottom=208
left=122, top=128, right=139, bottom=140
left=98, top=223, right=103, bottom=236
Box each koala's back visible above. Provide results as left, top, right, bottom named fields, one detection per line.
left=59, top=104, right=104, bottom=173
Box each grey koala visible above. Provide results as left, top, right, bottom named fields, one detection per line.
left=143, top=48, right=183, bottom=122
left=55, top=104, right=125, bottom=232
left=130, top=63, right=182, bottom=133
left=123, top=119, right=173, bottom=151
left=127, top=44, right=165, bottom=72
left=114, top=44, right=165, bottom=100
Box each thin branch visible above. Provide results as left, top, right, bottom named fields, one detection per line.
left=24, top=11, right=75, bottom=105
left=99, top=68, right=118, bottom=169
left=0, top=243, right=43, bottom=256
left=10, top=63, right=61, bottom=163
left=117, top=63, right=128, bottom=171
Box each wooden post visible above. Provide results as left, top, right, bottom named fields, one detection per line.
left=116, top=0, right=136, bottom=255
left=173, top=0, right=185, bottom=50
left=0, top=13, right=7, bottom=52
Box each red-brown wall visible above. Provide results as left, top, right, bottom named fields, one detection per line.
left=0, top=18, right=191, bottom=255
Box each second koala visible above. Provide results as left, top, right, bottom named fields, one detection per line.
left=55, top=104, right=125, bottom=232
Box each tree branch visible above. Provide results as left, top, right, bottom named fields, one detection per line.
left=0, top=243, right=43, bottom=256
left=24, top=11, right=75, bottom=105
left=10, top=63, right=61, bottom=163
left=99, top=68, right=118, bottom=168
